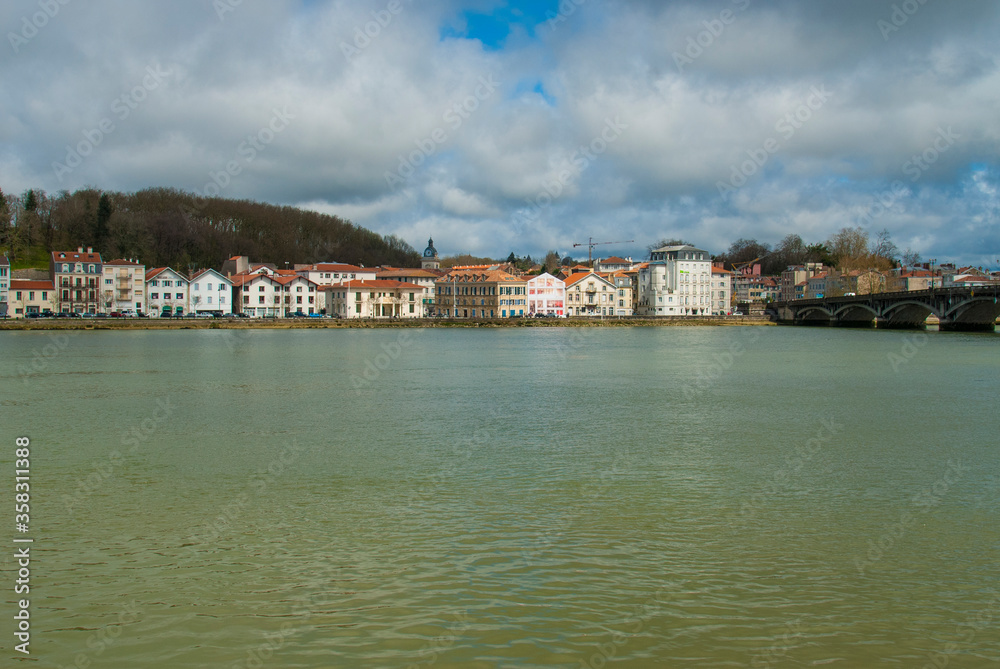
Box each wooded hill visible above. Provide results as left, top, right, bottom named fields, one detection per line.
left=0, top=187, right=420, bottom=270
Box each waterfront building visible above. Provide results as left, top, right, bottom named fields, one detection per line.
left=435, top=268, right=527, bottom=318
left=231, top=272, right=284, bottom=318
left=188, top=269, right=234, bottom=315
left=711, top=266, right=733, bottom=315
left=806, top=272, right=830, bottom=299
left=780, top=264, right=825, bottom=301
left=605, top=271, right=634, bottom=316
left=325, top=280, right=429, bottom=318
left=51, top=248, right=103, bottom=314
left=272, top=274, right=319, bottom=315
left=564, top=271, right=617, bottom=316
left=8, top=279, right=55, bottom=317
left=526, top=273, right=566, bottom=317
left=145, top=267, right=189, bottom=317
left=0, top=255, right=8, bottom=317
left=102, top=259, right=146, bottom=314
left=296, top=263, right=376, bottom=314
left=377, top=268, right=440, bottom=315
left=636, top=245, right=713, bottom=316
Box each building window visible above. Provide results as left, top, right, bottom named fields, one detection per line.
left=151, top=293, right=159, bottom=299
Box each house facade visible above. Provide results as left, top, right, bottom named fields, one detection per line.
left=526, top=273, right=566, bottom=317
left=232, top=273, right=283, bottom=317
left=606, top=271, right=634, bottom=316
left=326, top=280, right=429, bottom=318
left=272, top=274, right=319, bottom=315
left=377, top=268, right=440, bottom=315
left=564, top=271, right=617, bottom=316
left=189, top=269, right=234, bottom=315
left=711, top=267, right=733, bottom=315
left=8, top=280, right=55, bottom=317
left=0, top=255, right=9, bottom=317
left=51, top=249, right=103, bottom=314
left=636, top=245, right=713, bottom=316
left=102, top=259, right=146, bottom=314
left=145, top=267, right=189, bottom=316
left=435, top=269, right=526, bottom=318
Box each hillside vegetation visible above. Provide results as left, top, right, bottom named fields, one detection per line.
left=0, top=187, right=419, bottom=270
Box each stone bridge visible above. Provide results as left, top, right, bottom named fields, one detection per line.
left=767, top=287, right=1000, bottom=331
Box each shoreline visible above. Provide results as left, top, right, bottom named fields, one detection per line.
left=0, top=316, right=776, bottom=331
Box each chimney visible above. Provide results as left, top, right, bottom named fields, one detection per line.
left=78, top=247, right=84, bottom=253
left=87, top=247, right=93, bottom=253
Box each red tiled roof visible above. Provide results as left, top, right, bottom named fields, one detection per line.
left=145, top=267, right=170, bottom=281
left=11, top=280, right=54, bottom=291
left=310, top=263, right=368, bottom=272
left=600, top=256, right=630, bottom=264
left=564, top=271, right=614, bottom=287
left=271, top=274, right=318, bottom=286
left=53, top=251, right=101, bottom=263
left=329, top=280, right=425, bottom=290
left=377, top=268, right=439, bottom=279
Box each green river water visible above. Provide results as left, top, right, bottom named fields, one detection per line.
left=1, top=326, right=998, bottom=668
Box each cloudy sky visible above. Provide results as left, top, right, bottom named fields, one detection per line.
left=2, top=0, right=999, bottom=265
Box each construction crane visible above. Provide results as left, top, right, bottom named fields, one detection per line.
left=573, top=237, right=635, bottom=265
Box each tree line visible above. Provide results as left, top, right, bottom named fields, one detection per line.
left=651, top=228, right=919, bottom=275
left=0, top=187, right=420, bottom=271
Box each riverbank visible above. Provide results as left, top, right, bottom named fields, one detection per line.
left=0, top=316, right=776, bottom=331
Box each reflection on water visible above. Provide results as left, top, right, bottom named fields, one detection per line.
left=2, top=327, right=999, bottom=668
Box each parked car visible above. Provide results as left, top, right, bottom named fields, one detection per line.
left=110, top=311, right=123, bottom=318
left=81, top=312, right=96, bottom=318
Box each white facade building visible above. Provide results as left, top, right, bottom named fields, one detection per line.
left=711, top=267, right=733, bottom=315
left=189, top=269, right=234, bottom=315
left=0, top=255, right=9, bottom=317
left=145, top=267, right=189, bottom=317
left=637, top=245, right=713, bottom=316
left=326, top=280, right=429, bottom=319
left=102, top=259, right=146, bottom=314
left=526, top=273, right=566, bottom=317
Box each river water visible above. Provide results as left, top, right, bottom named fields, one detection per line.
left=2, top=326, right=999, bottom=668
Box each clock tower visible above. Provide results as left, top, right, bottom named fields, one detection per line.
left=421, top=237, right=440, bottom=270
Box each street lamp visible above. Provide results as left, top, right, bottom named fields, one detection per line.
left=929, top=258, right=936, bottom=291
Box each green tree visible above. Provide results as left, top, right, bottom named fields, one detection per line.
left=506, top=252, right=517, bottom=264
left=542, top=250, right=560, bottom=273
left=95, top=193, right=113, bottom=253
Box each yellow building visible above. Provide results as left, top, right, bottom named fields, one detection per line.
left=435, top=268, right=528, bottom=318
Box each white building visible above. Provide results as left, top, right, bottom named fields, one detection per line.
left=636, top=245, right=713, bottom=316
left=0, top=255, right=9, bottom=317
left=102, top=259, right=146, bottom=314
left=232, top=273, right=283, bottom=317
left=326, top=280, right=429, bottom=319
left=526, top=273, right=566, bottom=317
left=145, top=267, right=189, bottom=317
left=273, top=274, right=320, bottom=315
left=189, top=269, right=234, bottom=315
left=564, top=271, right=617, bottom=316
left=711, top=266, right=733, bottom=315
